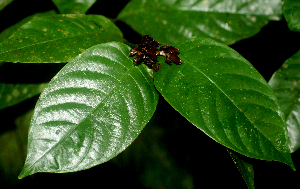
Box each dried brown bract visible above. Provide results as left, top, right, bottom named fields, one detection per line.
left=129, top=35, right=182, bottom=71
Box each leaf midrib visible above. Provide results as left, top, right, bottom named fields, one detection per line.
left=181, top=53, right=283, bottom=147
left=20, top=46, right=134, bottom=176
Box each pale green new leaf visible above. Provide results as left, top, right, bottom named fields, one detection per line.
left=19, top=42, right=158, bottom=178
left=52, top=0, right=96, bottom=14
left=118, top=0, right=282, bottom=45
left=269, top=50, right=300, bottom=153
left=0, top=14, right=123, bottom=63
left=154, top=38, right=294, bottom=169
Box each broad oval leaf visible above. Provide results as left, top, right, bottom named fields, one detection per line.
left=283, top=0, right=300, bottom=32
left=269, top=50, right=300, bottom=153
left=19, top=42, right=158, bottom=178
left=118, top=0, right=282, bottom=45
left=52, top=0, right=96, bottom=14
left=154, top=38, right=294, bottom=169
left=0, top=14, right=123, bottom=63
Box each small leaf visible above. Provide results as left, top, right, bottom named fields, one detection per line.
left=269, top=50, right=300, bottom=153
left=0, top=14, right=123, bottom=63
left=118, top=0, right=282, bottom=45
left=283, top=0, right=300, bottom=32
left=228, top=150, right=255, bottom=189
left=0, top=82, right=48, bottom=110
left=154, top=38, right=294, bottom=169
left=19, top=42, right=158, bottom=179
left=52, top=0, right=96, bottom=14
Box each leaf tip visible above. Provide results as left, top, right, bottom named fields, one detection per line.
left=18, top=164, right=33, bottom=179
left=290, top=162, right=296, bottom=171
left=18, top=171, right=26, bottom=179
left=283, top=155, right=296, bottom=171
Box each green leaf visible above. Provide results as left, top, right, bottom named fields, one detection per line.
left=0, top=82, right=47, bottom=110
left=118, top=0, right=282, bottom=45
left=18, top=42, right=158, bottom=179
left=154, top=38, right=294, bottom=169
left=228, top=150, right=255, bottom=189
left=0, top=109, right=32, bottom=186
left=269, top=50, right=300, bottom=153
left=52, top=0, right=96, bottom=14
left=0, top=10, right=57, bottom=43
left=283, top=0, right=300, bottom=32
left=0, top=0, right=14, bottom=11
left=0, top=14, right=123, bottom=63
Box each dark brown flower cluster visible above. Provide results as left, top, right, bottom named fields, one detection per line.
left=129, top=35, right=182, bottom=71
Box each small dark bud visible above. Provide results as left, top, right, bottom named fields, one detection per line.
left=129, top=35, right=182, bottom=71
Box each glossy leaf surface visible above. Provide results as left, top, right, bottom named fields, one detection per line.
left=283, top=0, right=300, bottom=32
left=0, top=14, right=123, bottom=63
left=154, top=38, right=294, bottom=169
left=118, top=0, right=282, bottom=45
left=52, top=0, right=96, bottom=14
left=269, top=50, right=300, bottom=153
left=19, top=42, right=158, bottom=178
